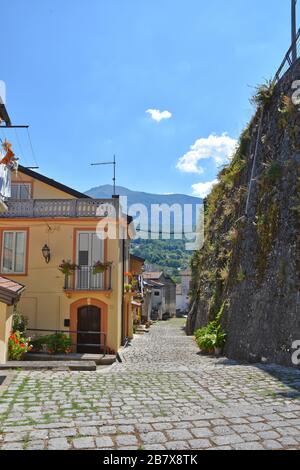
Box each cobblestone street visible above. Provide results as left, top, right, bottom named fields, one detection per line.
left=1, top=319, right=300, bottom=450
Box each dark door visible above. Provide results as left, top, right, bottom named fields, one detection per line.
left=77, top=305, right=101, bottom=354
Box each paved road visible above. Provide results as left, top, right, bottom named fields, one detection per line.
left=1, top=319, right=300, bottom=450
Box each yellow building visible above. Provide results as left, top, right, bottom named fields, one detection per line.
left=0, top=166, right=133, bottom=355
left=0, top=276, right=25, bottom=363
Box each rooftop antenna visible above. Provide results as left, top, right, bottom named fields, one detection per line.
left=292, top=0, right=297, bottom=63
left=91, top=155, right=117, bottom=196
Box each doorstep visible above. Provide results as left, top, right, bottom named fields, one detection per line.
left=24, top=352, right=116, bottom=366
left=135, top=327, right=150, bottom=335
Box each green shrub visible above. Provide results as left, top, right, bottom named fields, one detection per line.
left=252, top=80, right=275, bottom=108
left=195, top=322, right=227, bottom=352
left=12, top=311, right=28, bottom=335
left=31, top=333, right=72, bottom=354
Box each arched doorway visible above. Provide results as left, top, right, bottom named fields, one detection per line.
left=70, top=298, right=108, bottom=354
left=77, top=305, right=101, bottom=354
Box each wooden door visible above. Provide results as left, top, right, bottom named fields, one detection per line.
left=77, top=305, right=101, bottom=353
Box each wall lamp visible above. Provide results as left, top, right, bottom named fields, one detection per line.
left=42, top=244, right=51, bottom=264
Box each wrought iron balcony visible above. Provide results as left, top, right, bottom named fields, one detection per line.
left=0, top=198, right=118, bottom=218
left=64, top=265, right=112, bottom=292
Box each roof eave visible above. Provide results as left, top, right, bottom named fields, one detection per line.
left=18, top=166, right=91, bottom=200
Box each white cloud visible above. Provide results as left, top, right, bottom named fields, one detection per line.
left=191, top=179, right=218, bottom=199
left=177, top=133, right=237, bottom=174
left=146, top=109, right=172, bottom=122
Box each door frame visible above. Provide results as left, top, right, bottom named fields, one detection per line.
left=77, top=304, right=101, bottom=353
left=70, top=298, right=108, bottom=352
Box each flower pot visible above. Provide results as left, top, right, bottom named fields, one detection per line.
left=93, top=267, right=106, bottom=274
left=200, top=348, right=214, bottom=355
left=214, top=347, right=222, bottom=356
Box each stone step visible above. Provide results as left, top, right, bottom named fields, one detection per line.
left=0, top=361, right=97, bottom=371
left=24, top=353, right=116, bottom=366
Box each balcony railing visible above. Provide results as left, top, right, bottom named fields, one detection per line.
left=64, top=265, right=112, bottom=292
left=0, top=198, right=118, bottom=218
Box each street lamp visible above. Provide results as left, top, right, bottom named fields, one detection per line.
left=42, top=244, right=51, bottom=264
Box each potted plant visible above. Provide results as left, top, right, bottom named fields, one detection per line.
left=213, top=325, right=227, bottom=356
left=59, top=260, right=79, bottom=276
left=93, top=261, right=112, bottom=275
left=124, top=283, right=132, bottom=293
left=195, top=322, right=226, bottom=356
left=59, top=260, right=79, bottom=289
left=195, top=329, right=215, bottom=355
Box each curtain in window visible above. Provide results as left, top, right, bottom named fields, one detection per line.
left=2, top=232, right=26, bottom=273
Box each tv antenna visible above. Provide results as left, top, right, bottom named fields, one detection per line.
left=91, top=155, right=117, bottom=195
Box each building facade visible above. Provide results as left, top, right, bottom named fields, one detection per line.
left=0, top=166, right=132, bottom=355
left=143, top=272, right=176, bottom=320
left=176, top=269, right=191, bottom=314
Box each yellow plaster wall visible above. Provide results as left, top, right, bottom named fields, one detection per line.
left=0, top=303, right=13, bottom=363
left=0, top=219, right=123, bottom=352
left=12, top=172, right=75, bottom=200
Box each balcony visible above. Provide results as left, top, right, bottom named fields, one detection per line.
left=64, top=265, right=112, bottom=292
left=0, top=198, right=118, bottom=218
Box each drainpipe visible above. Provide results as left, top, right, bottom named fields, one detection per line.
left=121, top=237, right=126, bottom=345
left=112, top=194, right=125, bottom=346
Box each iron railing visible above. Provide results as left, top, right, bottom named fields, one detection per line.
left=64, top=265, right=112, bottom=291
left=274, top=28, right=300, bottom=83
left=26, top=328, right=107, bottom=355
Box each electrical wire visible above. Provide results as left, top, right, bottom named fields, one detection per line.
left=26, top=128, right=38, bottom=168
left=134, top=228, right=199, bottom=235
left=14, top=128, right=28, bottom=167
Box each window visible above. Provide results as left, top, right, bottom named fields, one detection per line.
left=76, top=231, right=104, bottom=290
left=1, top=231, right=27, bottom=274
left=11, top=183, right=31, bottom=200
left=154, top=291, right=160, bottom=296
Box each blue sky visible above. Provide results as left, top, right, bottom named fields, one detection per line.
left=0, top=0, right=293, bottom=197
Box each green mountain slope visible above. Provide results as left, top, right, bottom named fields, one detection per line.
left=85, top=185, right=201, bottom=279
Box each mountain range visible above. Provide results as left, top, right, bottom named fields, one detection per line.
left=85, top=185, right=202, bottom=229
left=85, top=184, right=201, bottom=208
